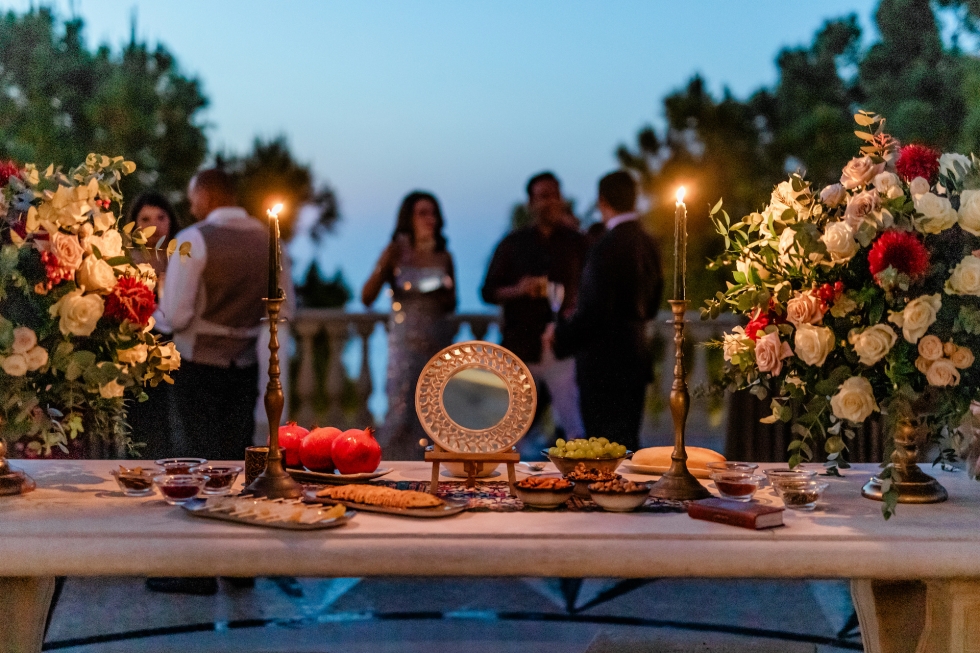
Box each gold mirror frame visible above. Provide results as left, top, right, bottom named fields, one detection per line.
left=416, top=341, right=537, bottom=454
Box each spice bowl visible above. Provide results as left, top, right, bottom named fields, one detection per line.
left=710, top=471, right=765, bottom=502
left=773, top=479, right=829, bottom=511
left=515, top=475, right=575, bottom=509
left=587, top=480, right=653, bottom=513
left=706, top=461, right=759, bottom=474
left=190, top=465, right=243, bottom=495
left=111, top=466, right=162, bottom=497
left=153, top=474, right=208, bottom=505
left=155, top=458, right=208, bottom=475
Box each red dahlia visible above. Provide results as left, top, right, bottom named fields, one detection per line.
left=895, top=144, right=940, bottom=183
left=104, top=276, right=156, bottom=327
left=0, top=160, right=20, bottom=186
left=868, top=230, right=930, bottom=283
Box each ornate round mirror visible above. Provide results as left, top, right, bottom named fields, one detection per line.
left=416, top=341, right=536, bottom=454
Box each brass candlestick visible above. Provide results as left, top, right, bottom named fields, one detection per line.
left=649, top=300, right=711, bottom=501
left=245, top=296, right=302, bottom=499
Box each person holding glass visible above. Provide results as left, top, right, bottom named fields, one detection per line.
left=362, top=191, right=457, bottom=460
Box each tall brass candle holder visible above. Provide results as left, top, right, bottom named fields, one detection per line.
left=649, top=300, right=711, bottom=501
left=245, top=295, right=302, bottom=499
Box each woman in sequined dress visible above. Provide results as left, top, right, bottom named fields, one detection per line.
left=362, top=191, right=457, bottom=460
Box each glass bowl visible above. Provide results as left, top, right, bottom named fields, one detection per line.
left=152, top=474, right=208, bottom=505
left=774, top=479, right=829, bottom=511
left=710, top=471, right=765, bottom=502
left=706, top=461, right=759, bottom=474
left=190, top=465, right=243, bottom=495
left=764, top=468, right=817, bottom=490
left=111, top=466, right=163, bottom=497
left=543, top=450, right=631, bottom=478
left=155, top=458, right=208, bottom=475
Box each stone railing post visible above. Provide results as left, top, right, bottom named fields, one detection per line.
left=353, top=317, right=377, bottom=428
left=293, top=318, right=320, bottom=428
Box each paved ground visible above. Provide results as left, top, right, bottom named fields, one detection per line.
left=45, top=576, right=863, bottom=652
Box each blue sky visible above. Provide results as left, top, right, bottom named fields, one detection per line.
left=9, top=0, right=883, bottom=310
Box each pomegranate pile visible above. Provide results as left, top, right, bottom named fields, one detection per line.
left=278, top=423, right=382, bottom=475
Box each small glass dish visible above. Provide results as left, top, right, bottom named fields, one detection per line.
left=155, top=458, right=208, bottom=475
left=153, top=474, right=208, bottom=505
left=111, top=466, right=162, bottom=496
left=706, top=461, right=759, bottom=474
left=764, top=468, right=817, bottom=488
left=710, top=472, right=765, bottom=502
left=190, top=465, right=243, bottom=495
left=774, top=480, right=829, bottom=511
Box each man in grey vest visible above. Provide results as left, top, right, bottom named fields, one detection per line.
left=157, top=169, right=268, bottom=461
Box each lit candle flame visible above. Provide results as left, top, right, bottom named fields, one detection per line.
left=267, top=203, right=284, bottom=219
left=675, top=186, right=686, bottom=204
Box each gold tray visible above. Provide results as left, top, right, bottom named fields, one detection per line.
left=182, top=498, right=355, bottom=530
left=303, top=489, right=467, bottom=518
left=288, top=467, right=393, bottom=485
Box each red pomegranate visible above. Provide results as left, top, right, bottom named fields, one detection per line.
left=278, top=422, right=310, bottom=467
left=331, top=427, right=382, bottom=475
left=300, top=426, right=344, bottom=472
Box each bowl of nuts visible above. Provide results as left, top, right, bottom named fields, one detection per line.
left=515, top=475, right=575, bottom=510
left=565, top=462, right=623, bottom=497
left=587, top=478, right=653, bottom=512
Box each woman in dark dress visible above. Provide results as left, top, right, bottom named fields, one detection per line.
left=362, top=192, right=457, bottom=460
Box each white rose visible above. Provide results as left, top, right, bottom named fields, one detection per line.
left=958, top=190, right=980, bottom=237
left=917, top=334, right=944, bottom=361
left=98, top=229, right=124, bottom=258
left=952, top=346, right=975, bottom=370
left=925, top=358, right=961, bottom=387
left=940, top=153, right=972, bottom=180
left=821, top=221, right=858, bottom=264
left=155, top=342, right=181, bottom=371
left=754, top=330, right=793, bottom=376
left=820, top=183, right=847, bottom=207
left=844, top=189, right=881, bottom=230
left=913, top=192, right=958, bottom=234
left=873, top=172, right=905, bottom=200
left=49, top=289, right=104, bottom=337
left=11, top=326, right=37, bottom=354
left=840, top=156, right=885, bottom=190
left=118, top=343, right=148, bottom=365
left=77, top=256, right=117, bottom=294
left=793, top=324, right=835, bottom=367
left=946, top=255, right=980, bottom=296
left=134, top=263, right=157, bottom=291
left=831, top=376, right=878, bottom=423
left=1, top=354, right=28, bottom=377
left=909, top=176, right=931, bottom=197
left=93, top=211, right=115, bottom=233
left=48, top=231, right=85, bottom=271
left=99, top=379, right=125, bottom=399
left=889, top=294, right=941, bottom=343
left=848, top=324, right=898, bottom=366
left=23, top=346, right=48, bottom=371
left=785, top=292, right=826, bottom=327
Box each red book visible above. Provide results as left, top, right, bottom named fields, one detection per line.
left=687, top=498, right=784, bottom=530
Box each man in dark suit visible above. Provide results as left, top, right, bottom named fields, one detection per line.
left=545, top=171, right=663, bottom=451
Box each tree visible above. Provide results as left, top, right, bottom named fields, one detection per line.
left=0, top=8, right=208, bottom=218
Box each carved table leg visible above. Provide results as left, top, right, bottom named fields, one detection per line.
left=0, top=576, right=56, bottom=653
left=916, top=580, right=980, bottom=652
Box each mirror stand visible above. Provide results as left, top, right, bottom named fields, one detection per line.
left=424, top=443, right=520, bottom=497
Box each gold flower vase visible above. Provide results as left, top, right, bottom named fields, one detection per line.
left=862, top=419, right=948, bottom=504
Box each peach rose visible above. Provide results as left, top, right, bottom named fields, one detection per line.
left=754, top=331, right=793, bottom=376
left=952, top=347, right=975, bottom=370
left=49, top=231, right=84, bottom=271
left=785, top=292, right=826, bottom=327
left=840, top=156, right=885, bottom=190
left=926, top=358, right=961, bottom=387
left=918, top=335, right=944, bottom=361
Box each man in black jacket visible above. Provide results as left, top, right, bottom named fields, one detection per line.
left=546, top=171, right=663, bottom=451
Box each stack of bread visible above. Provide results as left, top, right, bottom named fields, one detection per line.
left=629, top=446, right=725, bottom=479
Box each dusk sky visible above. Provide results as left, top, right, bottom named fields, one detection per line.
left=12, top=0, right=883, bottom=310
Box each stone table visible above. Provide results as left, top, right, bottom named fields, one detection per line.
left=1, top=460, right=979, bottom=653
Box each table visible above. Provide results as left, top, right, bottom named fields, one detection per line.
left=1, top=460, right=978, bottom=653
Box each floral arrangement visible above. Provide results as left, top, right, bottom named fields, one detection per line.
left=703, top=112, right=980, bottom=513
left=0, top=155, right=183, bottom=457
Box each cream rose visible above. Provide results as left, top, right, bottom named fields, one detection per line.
left=820, top=183, right=847, bottom=207
left=889, top=294, right=941, bottom=343
left=830, top=376, right=878, bottom=423
left=755, top=331, right=793, bottom=376
left=77, top=256, right=117, bottom=293
left=873, top=172, right=905, bottom=200
left=917, top=334, right=944, bottom=361
left=840, top=156, right=884, bottom=190
left=1, top=354, right=28, bottom=377
left=848, top=324, right=898, bottom=366
left=786, top=292, right=825, bottom=327
left=98, top=229, right=124, bottom=258
left=48, top=231, right=84, bottom=271
left=50, top=289, right=104, bottom=337
left=909, top=176, right=931, bottom=197
left=93, top=211, right=115, bottom=233
left=794, top=324, right=835, bottom=367
left=24, top=346, right=48, bottom=371
left=821, top=221, right=859, bottom=264
left=946, top=255, right=980, bottom=296
left=926, top=358, right=961, bottom=387
left=99, top=379, right=125, bottom=399
left=118, top=343, right=148, bottom=365
left=11, top=327, right=37, bottom=355
left=156, top=342, right=181, bottom=371
left=959, top=190, right=980, bottom=237
left=914, top=192, right=958, bottom=234
left=844, top=189, right=881, bottom=230
left=952, top=346, right=975, bottom=369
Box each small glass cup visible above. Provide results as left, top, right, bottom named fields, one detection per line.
left=710, top=471, right=765, bottom=502
left=153, top=474, right=208, bottom=505
left=764, top=468, right=817, bottom=492
left=775, top=480, right=829, bottom=511
left=190, top=465, right=243, bottom=495
left=111, top=466, right=162, bottom=497
left=706, top=461, right=759, bottom=474
left=155, top=458, right=208, bottom=475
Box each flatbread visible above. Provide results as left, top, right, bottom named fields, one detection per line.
left=316, top=484, right=443, bottom=509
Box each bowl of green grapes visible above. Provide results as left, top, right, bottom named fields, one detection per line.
left=543, top=438, right=632, bottom=477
